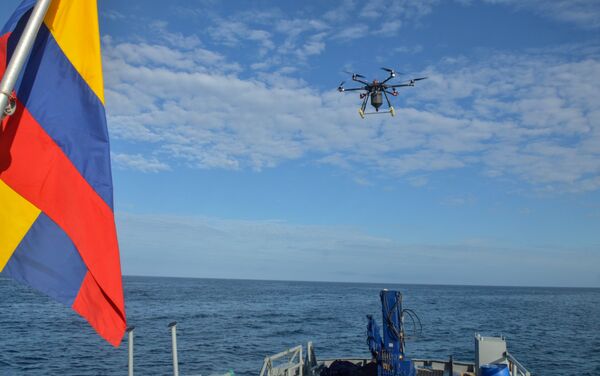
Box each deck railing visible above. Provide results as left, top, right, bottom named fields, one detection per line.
left=259, top=345, right=304, bottom=376
left=259, top=344, right=531, bottom=376
left=505, top=352, right=530, bottom=376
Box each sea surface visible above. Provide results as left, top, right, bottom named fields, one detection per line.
left=0, top=276, right=599, bottom=376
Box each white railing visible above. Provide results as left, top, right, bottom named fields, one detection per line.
left=505, top=352, right=530, bottom=376
left=306, top=342, right=316, bottom=369
left=260, top=345, right=304, bottom=376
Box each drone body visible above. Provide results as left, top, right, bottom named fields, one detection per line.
left=338, top=68, right=427, bottom=118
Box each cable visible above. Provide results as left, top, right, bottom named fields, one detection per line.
left=383, top=293, right=403, bottom=341
left=401, top=308, right=423, bottom=339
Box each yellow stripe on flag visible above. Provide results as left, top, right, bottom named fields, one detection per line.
left=0, top=180, right=41, bottom=271
left=44, top=0, right=105, bottom=104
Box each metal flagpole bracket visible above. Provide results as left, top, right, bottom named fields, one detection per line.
left=0, top=0, right=53, bottom=121
left=2, top=91, right=16, bottom=116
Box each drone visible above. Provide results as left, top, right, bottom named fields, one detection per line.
left=338, top=67, right=427, bottom=118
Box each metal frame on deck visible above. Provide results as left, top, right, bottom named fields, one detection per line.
left=260, top=345, right=304, bottom=376
left=505, top=352, right=531, bottom=376
left=261, top=342, right=531, bottom=376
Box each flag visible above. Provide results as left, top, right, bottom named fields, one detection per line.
left=0, top=0, right=126, bottom=346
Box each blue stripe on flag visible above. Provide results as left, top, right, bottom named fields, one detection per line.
left=2, top=213, right=88, bottom=306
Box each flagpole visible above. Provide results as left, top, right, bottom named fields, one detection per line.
left=0, top=0, right=53, bottom=120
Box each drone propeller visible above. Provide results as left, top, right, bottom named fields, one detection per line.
left=381, top=67, right=396, bottom=79
left=344, top=70, right=365, bottom=79
left=399, top=76, right=428, bottom=85
left=408, top=77, right=427, bottom=85
left=380, top=67, right=404, bottom=83
left=381, top=67, right=403, bottom=75
left=337, top=81, right=345, bottom=92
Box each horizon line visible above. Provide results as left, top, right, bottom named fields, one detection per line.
left=121, top=274, right=600, bottom=290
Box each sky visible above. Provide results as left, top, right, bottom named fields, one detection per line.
left=1, top=0, right=600, bottom=287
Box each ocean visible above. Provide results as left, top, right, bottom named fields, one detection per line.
left=1, top=276, right=599, bottom=375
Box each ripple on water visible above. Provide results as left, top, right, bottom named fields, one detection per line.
left=0, top=277, right=599, bottom=375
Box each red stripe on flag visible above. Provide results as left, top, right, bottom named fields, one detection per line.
left=0, top=101, right=126, bottom=346
left=73, top=272, right=126, bottom=346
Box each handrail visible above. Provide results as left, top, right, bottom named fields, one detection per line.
left=262, top=346, right=530, bottom=376
left=260, top=345, right=304, bottom=376
left=505, top=352, right=530, bottom=376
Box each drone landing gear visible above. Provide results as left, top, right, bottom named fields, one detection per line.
left=358, top=108, right=396, bottom=117
left=383, top=90, right=395, bottom=117
left=359, top=94, right=369, bottom=119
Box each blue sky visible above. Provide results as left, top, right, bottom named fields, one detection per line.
left=2, top=0, right=600, bottom=287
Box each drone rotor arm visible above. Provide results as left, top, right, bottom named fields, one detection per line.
left=352, top=77, right=369, bottom=85
left=381, top=76, right=394, bottom=85
left=388, top=76, right=427, bottom=87
left=388, top=83, right=411, bottom=88
left=380, top=67, right=403, bottom=84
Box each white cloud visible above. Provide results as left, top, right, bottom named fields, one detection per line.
left=112, top=153, right=171, bottom=173
left=413, top=47, right=600, bottom=192
left=116, top=212, right=600, bottom=286
left=481, top=0, right=600, bottom=29
left=207, top=20, right=274, bottom=56
left=297, top=33, right=327, bottom=59
left=195, top=1, right=442, bottom=69
left=394, top=45, right=423, bottom=54
left=166, top=1, right=599, bottom=80
left=275, top=18, right=329, bottom=37
left=360, top=0, right=438, bottom=21
left=373, top=21, right=403, bottom=36
left=332, top=24, right=370, bottom=42
left=147, top=20, right=204, bottom=50
left=407, top=175, right=429, bottom=187
left=103, top=22, right=600, bottom=193
left=441, top=195, right=476, bottom=206
left=102, top=10, right=125, bottom=21
left=102, top=37, right=238, bottom=74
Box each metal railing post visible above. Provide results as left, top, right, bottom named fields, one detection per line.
left=300, top=346, right=303, bottom=376
left=169, top=321, right=180, bottom=376
left=126, top=326, right=135, bottom=376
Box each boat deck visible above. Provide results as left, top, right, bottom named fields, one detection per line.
left=318, top=358, right=476, bottom=376
left=259, top=341, right=530, bottom=376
